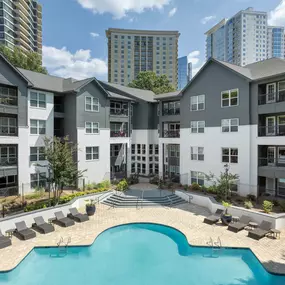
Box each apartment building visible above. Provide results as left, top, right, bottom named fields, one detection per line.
left=0, top=0, right=42, bottom=54
left=106, top=28, right=179, bottom=88
left=205, top=7, right=284, bottom=66
left=1, top=53, right=285, bottom=199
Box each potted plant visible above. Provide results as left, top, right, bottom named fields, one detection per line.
left=85, top=199, right=96, bottom=216
left=221, top=201, right=232, bottom=225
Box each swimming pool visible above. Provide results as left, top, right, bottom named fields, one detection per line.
left=0, top=223, right=284, bottom=285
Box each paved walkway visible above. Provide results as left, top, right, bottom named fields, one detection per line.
left=0, top=203, right=285, bottom=274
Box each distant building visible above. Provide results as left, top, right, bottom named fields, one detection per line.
left=188, top=62, right=192, bottom=82
left=205, top=7, right=285, bottom=66
left=106, top=28, right=180, bottom=87
left=0, top=0, right=42, bottom=54
left=178, top=56, right=190, bottom=90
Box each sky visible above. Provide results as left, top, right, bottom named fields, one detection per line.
left=40, top=0, right=285, bottom=80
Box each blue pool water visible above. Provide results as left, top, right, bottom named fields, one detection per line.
left=0, top=223, right=284, bottom=285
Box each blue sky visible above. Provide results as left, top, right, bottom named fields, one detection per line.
left=40, top=0, right=285, bottom=80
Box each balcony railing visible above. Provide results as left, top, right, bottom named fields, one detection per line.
left=162, top=109, right=180, bottom=116
left=258, top=186, right=285, bottom=198
left=258, top=125, right=285, bottom=136
left=258, top=91, right=285, bottom=105
left=110, top=108, right=128, bottom=116
left=54, top=104, right=64, bottom=113
left=110, top=131, right=128, bottom=137
left=54, top=129, right=64, bottom=138
left=163, top=130, right=180, bottom=138
left=0, top=94, right=17, bottom=106
left=258, top=157, right=285, bottom=167
left=0, top=158, right=17, bottom=167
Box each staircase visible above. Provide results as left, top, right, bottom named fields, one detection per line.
left=102, top=193, right=186, bottom=208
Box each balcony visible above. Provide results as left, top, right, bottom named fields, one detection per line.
left=258, top=125, right=285, bottom=136
left=162, top=101, right=180, bottom=116
left=163, top=130, right=180, bottom=138
left=0, top=157, right=17, bottom=167
left=258, top=91, right=285, bottom=105
left=110, top=108, right=128, bottom=116
left=110, top=131, right=128, bottom=138
left=54, top=104, right=64, bottom=113
left=259, top=157, right=285, bottom=167
left=110, top=101, right=129, bottom=117
left=0, top=91, right=17, bottom=106
left=162, top=108, right=180, bottom=116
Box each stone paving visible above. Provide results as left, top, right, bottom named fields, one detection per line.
left=0, top=202, right=285, bottom=274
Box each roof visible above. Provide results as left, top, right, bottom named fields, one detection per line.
left=106, top=28, right=180, bottom=37
left=154, top=90, right=181, bottom=100
left=100, top=81, right=156, bottom=102
left=215, top=60, right=252, bottom=79
left=108, top=91, right=135, bottom=101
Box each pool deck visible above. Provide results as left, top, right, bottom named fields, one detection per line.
left=0, top=202, right=285, bottom=274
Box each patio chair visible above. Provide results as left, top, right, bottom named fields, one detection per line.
left=68, top=208, right=89, bottom=223
left=54, top=211, right=75, bottom=227
left=227, top=215, right=251, bottom=233
left=33, top=216, right=55, bottom=234
left=15, top=221, right=36, bottom=240
left=248, top=221, right=272, bottom=240
left=0, top=230, right=12, bottom=249
left=203, top=209, right=224, bottom=225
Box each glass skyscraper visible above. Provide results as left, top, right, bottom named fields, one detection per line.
left=178, top=56, right=189, bottom=90
left=267, top=26, right=284, bottom=59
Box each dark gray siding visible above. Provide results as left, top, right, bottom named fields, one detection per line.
left=0, top=58, right=28, bottom=126
left=64, top=93, right=77, bottom=144
left=181, top=61, right=251, bottom=128
left=132, top=102, right=158, bottom=129
left=76, top=82, right=109, bottom=129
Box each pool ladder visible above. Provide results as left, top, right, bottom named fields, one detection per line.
left=51, top=237, right=71, bottom=257
left=206, top=237, right=222, bottom=257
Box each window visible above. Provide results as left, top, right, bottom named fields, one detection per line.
left=149, top=163, right=153, bottom=174
left=86, top=146, right=99, bottom=160
left=0, top=117, right=16, bottom=135
left=221, top=89, right=239, bottom=107
left=154, top=144, right=159, bottom=155
left=137, top=156, right=141, bottom=161
left=221, top=119, right=239, bottom=133
left=190, top=121, right=205, bottom=133
left=163, top=101, right=180, bottom=115
left=30, top=147, right=45, bottom=162
left=30, top=91, right=46, bottom=108
left=30, top=173, right=46, bottom=189
left=169, top=145, right=179, bottom=157
left=85, top=122, right=99, bottom=134
left=222, top=148, right=238, bottom=163
left=137, top=163, right=141, bottom=173
left=0, top=146, right=16, bottom=164
left=154, top=163, right=159, bottom=174
left=142, top=163, right=146, bottom=174
left=190, top=95, right=205, bottom=111
left=131, top=144, right=135, bottom=154
left=131, top=163, right=136, bottom=173
left=149, top=144, right=153, bottom=155
left=137, top=144, right=141, bottom=154
left=191, top=147, right=204, bottom=161
left=190, top=171, right=205, bottom=186
left=142, top=144, right=146, bottom=155
left=85, top=96, right=99, bottom=112
left=30, top=120, right=46, bottom=135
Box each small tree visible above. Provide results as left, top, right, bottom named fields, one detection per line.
left=39, top=136, right=85, bottom=204
left=205, top=164, right=239, bottom=201
left=128, top=71, right=176, bottom=94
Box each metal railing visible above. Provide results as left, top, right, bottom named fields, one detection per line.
left=163, top=130, right=180, bottom=138
left=258, top=186, right=285, bottom=198
left=258, top=91, right=285, bottom=105
left=54, top=104, right=64, bottom=113
left=258, top=125, right=285, bottom=136
left=162, top=109, right=180, bottom=116
left=0, top=127, right=17, bottom=136
left=0, top=157, right=17, bottom=166
left=110, top=108, right=128, bottom=116
left=0, top=94, right=17, bottom=106
left=258, top=157, right=285, bottom=167
left=110, top=131, right=128, bottom=137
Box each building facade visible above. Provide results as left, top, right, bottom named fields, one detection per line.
left=205, top=7, right=284, bottom=66
left=1, top=54, right=285, bottom=199
left=106, top=28, right=179, bottom=88
left=0, top=0, right=42, bottom=54
left=178, top=56, right=189, bottom=90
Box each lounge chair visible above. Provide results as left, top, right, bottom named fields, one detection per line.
left=54, top=211, right=75, bottom=227
left=0, top=230, right=12, bottom=249
left=33, top=216, right=55, bottom=234
left=248, top=221, right=272, bottom=240
left=203, top=209, right=224, bottom=225
left=68, top=208, right=89, bottom=223
left=15, top=221, right=36, bottom=240
left=228, top=215, right=251, bottom=233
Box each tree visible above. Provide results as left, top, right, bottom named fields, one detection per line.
left=39, top=136, right=86, bottom=204
left=128, top=71, right=176, bottom=94
left=0, top=45, right=47, bottom=74
left=205, top=164, right=239, bottom=201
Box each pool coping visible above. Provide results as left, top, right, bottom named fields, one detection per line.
left=0, top=221, right=284, bottom=277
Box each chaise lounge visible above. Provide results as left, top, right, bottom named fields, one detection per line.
left=68, top=208, right=89, bottom=223
left=33, top=216, right=55, bottom=234
left=54, top=211, right=75, bottom=227
left=15, top=221, right=36, bottom=240
left=228, top=215, right=251, bottom=233
left=248, top=221, right=272, bottom=240
left=203, top=209, right=224, bottom=225
left=0, top=230, right=12, bottom=249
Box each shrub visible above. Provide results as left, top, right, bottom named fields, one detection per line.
left=190, top=183, right=201, bottom=191
left=279, top=201, right=285, bottom=212
left=244, top=200, right=253, bottom=209
left=85, top=183, right=97, bottom=190
left=272, top=199, right=280, bottom=207
left=246, top=194, right=256, bottom=202
left=116, top=179, right=128, bottom=191
left=183, top=184, right=188, bottom=191
left=207, top=186, right=217, bottom=195
left=97, top=180, right=111, bottom=189
left=263, top=200, right=273, bottom=214
left=222, top=201, right=232, bottom=215
left=24, top=202, right=48, bottom=212
left=25, top=190, right=45, bottom=200
left=167, top=182, right=173, bottom=189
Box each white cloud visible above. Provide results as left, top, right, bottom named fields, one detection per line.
left=192, top=63, right=204, bottom=77
left=188, top=50, right=200, bottom=66
left=168, top=7, right=177, bottom=17
left=77, top=0, right=171, bottom=19
left=268, top=0, right=285, bottom=26
left=200, top=15, right=216, bottom=24
left=90, top=32, right=99, bottom=38
left=43, top=46, right=108, bottom=80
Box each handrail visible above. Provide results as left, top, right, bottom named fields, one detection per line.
left=96, top=190, right=113, bottom=204
left=167, top=195, right=173, bottom=207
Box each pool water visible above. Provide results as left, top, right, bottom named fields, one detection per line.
left=0, top=223, right=284, bottom=285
